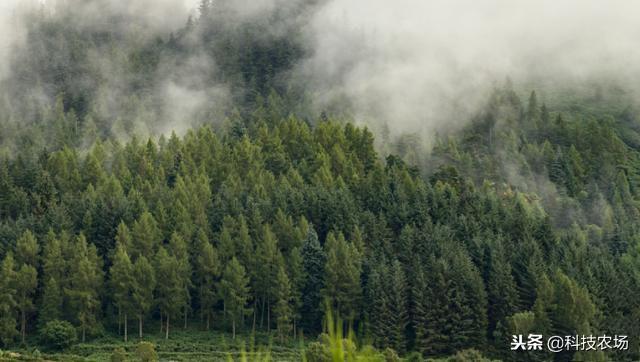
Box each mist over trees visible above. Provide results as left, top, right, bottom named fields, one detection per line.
left=0, top=1, right=639, bottom=362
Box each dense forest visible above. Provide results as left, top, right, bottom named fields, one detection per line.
left=0, top=1, right=639, bottom=361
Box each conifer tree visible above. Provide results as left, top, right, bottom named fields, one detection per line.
left=15, top=264, right=37, bottom=344
left=0, top=253, right=18, bottom=347
left=110, top=243, right=134, bottom=342
left=132, top=256, right=155, bottom=338
left=196, top=240, right=220, bottom=330
left=40, top=277, right=63, bottom=327
left=300, top=225, right=325, bottom=334
left=322, top=232, right=361, bottom=320
left=387, top=259, right=409, bottom=354
left=154, top=247, right=185, bottom=340
left=168, top=232, right=192, bottom=329
left=274, top=265, right=292, bottom=342
left=66, top=234, right=103, bottom=342
left=132, top=211, right=161, bottom=260
left=220, top=257, right=250, bottom=339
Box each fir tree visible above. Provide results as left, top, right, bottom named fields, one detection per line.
left=220, top=257, right=250, bottom=339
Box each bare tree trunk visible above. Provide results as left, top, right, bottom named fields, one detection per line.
left=165, top=314, right=170, bottom=340
left=252, top=304, right=257, bottom=333
left=139, top=315, right=143, bottom=338
left=160, top=313, right=163, bottom=333
left=124, top=314, right=128, bottom=342
left=118, top=307, right=121, bottom=336
left=260, top=297, right=265, bottom=329
left=21, top=310, right=26, bottom=344
left=232, top=319, right=236, bottom=340
left=267, top=299, right=271, bottom=332
left=206, top=313, right=210, bottom=331
left=184, top=306, right=188, bottom=329
left=82, top=325, right=86, bottom=343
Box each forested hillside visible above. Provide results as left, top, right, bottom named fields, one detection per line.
left=0, top=1, right=639, bottom=362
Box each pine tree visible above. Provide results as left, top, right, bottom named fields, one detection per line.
left=484, top=242, right=518, bottom=338
left=168, top=232, right=192, bottom=329
left=196, top=240, right=220, bottom=330
left=322, top=232, right=361, bottom=320
left=274, top=265, right=292, bottom=343
left=110, top=243, right=134, bottom=342
left=254, top=224, right=280, bottom=331
left=132, top=211, right=161, bottom=260
left=66, top=234, right=103, bottom=342
left=132, top=256, right=155, bottom=338
left=0, top=253, right=18, bottom=347
left=368, top=259, right=391, bottom=347
left=40, top=277, right=63, bottom=327
left=387, top=259, right=409, bottom=354
left=154, top=247, right=185, bottom=340
left=220, top=257, right=250, bottom=339
left=15, top=230, right=39, bottom=268
left=15, top=264, right=37, bottom=344
left=300, top=225, right=325, bottom=334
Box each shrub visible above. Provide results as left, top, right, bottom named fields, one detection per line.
left=406, top=351, right=425, bottom=362
left=382, top=347, right=401, bottom=362
left=136, top=341, right=158, bottom=362
left=39, top=320, right=77, bottom=350
left=304, top=341, right=330, bottom=362
left=111, top=347, right=126, bottom=362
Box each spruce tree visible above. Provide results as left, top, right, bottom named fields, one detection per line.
left=387, top=259, right=409, bottom=354
left=110, top=243, right=134, bottom=342
left=0, top=253, right=18, bottom=347
left=66, top=234, right=103, bottom=342
left=154, top=247, right=185, bottom=340
left=300, top=225, right=325, bottom=334
left=40, top=277, right=63, bottom=327
left=15, top=264, right=37, bottom=344
left=274, top=264, right=292, bottom=343
left=132, top=256, right=155, bottom=338
left=220, top=257, right=250, bottom=339
left=196, top=240, right=220, bottom=330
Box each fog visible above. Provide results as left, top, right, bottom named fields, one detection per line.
left=2, top=0, right=640, bottom=141
left=298, top=0, right=640, bottom=140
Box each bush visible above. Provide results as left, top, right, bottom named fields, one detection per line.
left=406, top=351, right=425, bottom=362
left=304, top=341, right=330, bottom=362
left=382, top=347, right=401, bottom=362
left=39, top=320, right=77, bottom=350
left=136, top=342, right=158, bottom=362
left=111, top=347, right=126, bottom=362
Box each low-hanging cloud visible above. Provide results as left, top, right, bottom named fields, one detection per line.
left=297, top=0, right=640, bottom=140
left=3, top=0, right=640, bottom=142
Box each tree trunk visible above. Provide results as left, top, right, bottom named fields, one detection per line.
left=21, top=310, right=26, bottom=344
left=260, top=297, right=265, bottom=329
left=232, top=319, right=236, bottom=340
left=118, top=307, right=121, bottom=336
left=184, top=306, right=188, bottom=329
left=139, top=315, right=143, bottom=338
left=165, top=314, right=170, bottom=340
left=124, top=313, right=128, bottom=342
left=267, top=299, right=271, bottom=332
left=206, top=313, right=210, bottom=331
left=160, top=313, right=163, bottom=333
left=252, top=304, right=257, bottom=333
left=82, top=325, right=86, bottom=343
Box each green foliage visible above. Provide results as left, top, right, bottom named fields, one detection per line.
left=136, top=341, right=158, bottom=362
left=110, top=347, right=126, bottom=362
left=39, top=320, right=77, bottom=350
